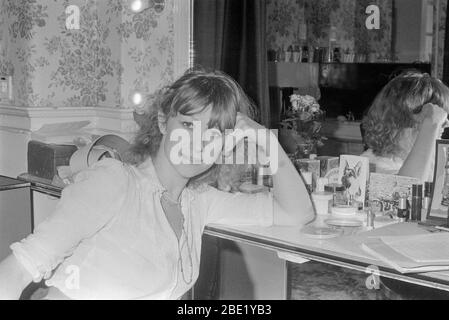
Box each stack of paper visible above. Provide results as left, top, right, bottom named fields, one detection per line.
left=361, top=233, right=449, bottom=273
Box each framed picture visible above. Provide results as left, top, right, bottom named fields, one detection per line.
left=369, top=173, right=419, bottom=202
left=428, top=140, right=449, bottom=224
left=338, top=155, right=370, bottom=207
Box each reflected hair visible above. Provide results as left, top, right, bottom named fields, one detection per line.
left=362, top=70, right=449, bottom=157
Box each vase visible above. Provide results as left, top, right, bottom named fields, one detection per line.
left=279, top=127, right=300, bottom=154
left=295, top=142, right=317, bottom=159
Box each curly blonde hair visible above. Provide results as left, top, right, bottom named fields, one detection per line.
left=362, top=70, right=449, bottom=157
left=124, top=68, right=258, bottom=188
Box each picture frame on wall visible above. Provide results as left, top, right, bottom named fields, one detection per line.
left=427, top=140, right=449, bottom=226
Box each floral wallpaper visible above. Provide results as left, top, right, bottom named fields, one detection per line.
left=266, top=0, right=393, bottom=58
left=0, top=0, right=174, bottom=108
left=267, top=0, right=445, bottom=73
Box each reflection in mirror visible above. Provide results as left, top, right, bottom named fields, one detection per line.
left=193, top=0, right=447, bottom=124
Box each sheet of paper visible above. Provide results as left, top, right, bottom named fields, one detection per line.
left=380, top=233, right=449, bottom=263
left=361, top=239, right=449, bottom=273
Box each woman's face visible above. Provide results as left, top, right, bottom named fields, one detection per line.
left=161, top=105, right=226, bottom=179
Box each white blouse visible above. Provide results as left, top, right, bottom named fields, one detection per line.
left=360, top=149, right=403, bottom=175
left=10, top=158, right=274, bottom=300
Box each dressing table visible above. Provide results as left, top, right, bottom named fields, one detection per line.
left=17, top=173, right=449, bottom=299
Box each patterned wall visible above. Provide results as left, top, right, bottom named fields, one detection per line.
left=0, top=0, right=174, bottom=108
left=266, top=0, right=393, bottom=58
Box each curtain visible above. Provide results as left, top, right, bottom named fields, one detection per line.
left=443, top=3, right=449, bottom=85
left=442, top=3, right=449, bottom=140
left=194, top=0, right=270, bottom=127
left=193, top=1, right=269, bottom=299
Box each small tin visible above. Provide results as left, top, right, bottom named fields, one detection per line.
left=325, top=183, right=346, bottom=207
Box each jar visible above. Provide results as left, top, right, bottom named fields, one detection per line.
left=312, top=192, right=333, bottom=215
left=324, top=183, right=347, bottom=207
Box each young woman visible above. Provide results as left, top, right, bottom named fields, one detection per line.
left=0, top=69, right=314, bottom=300
left=361, top=70, right=449, bottom=182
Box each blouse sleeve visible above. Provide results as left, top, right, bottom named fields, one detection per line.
left=198, top=186, right=274, bottom=227
left=9, top=159, right=129, bottom=282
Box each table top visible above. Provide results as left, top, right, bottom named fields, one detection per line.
left=204, top=222, right=449, bottom=292
left=17, top=173, right=63, bottom=197
left=0, top=175, right=30, bottom=191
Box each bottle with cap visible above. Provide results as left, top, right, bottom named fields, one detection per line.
left=365, top=207, right=375, bottom=230
left=423, top=182, right=433, bottom=211
left=411, top=184, right=423, bottom=222
left=397, top=195, right=409, bottom=222
left=257, top=164, right=273, bottom=188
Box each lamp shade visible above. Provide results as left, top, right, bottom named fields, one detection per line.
left=69, top=135, right=131, bottom=174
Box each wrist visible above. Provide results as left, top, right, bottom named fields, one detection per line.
left=420, top=118, right=441, bottom=129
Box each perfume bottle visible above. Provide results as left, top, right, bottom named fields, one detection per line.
left=397, top=196, right=409, bottom=222
left=423, top=182, right=433, bottom=211
left=301, top=45, right=309, bottom=62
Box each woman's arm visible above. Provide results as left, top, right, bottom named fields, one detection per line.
left=225, top=113, right=315, bottom=226
left=0, top=159, right=127, bottom=299
left=399, top=104, right=449, bottom=182
left=271, top=141, right=315, bottom=226
left=0, top=254, right=32, bottom=300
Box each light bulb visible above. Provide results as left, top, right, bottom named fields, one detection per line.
left=130, top=0, right=144, bottom=13
left=128, top=0, right=165, bottom=14
left=132, top=92, right=144, bottom=105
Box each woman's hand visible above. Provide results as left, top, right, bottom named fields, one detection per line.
left=223, top=113, right=275, bottom=164
left=399, top=103, right=449, bottom=182
left=418, top=103, right=449, bottom=127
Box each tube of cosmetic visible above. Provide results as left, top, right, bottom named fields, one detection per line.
left=411, top=184, right=423, bottom=222
left=397, top=196, right=409, bottom=222
left=423, top=182, right=433, bottom=211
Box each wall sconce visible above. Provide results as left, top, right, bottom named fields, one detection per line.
left=129, top=90, right=148, bottom=115
left=127, top=0, right=165, bottom=14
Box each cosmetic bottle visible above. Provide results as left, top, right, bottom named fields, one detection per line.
left=365, top=207, right=375, bottom=230
left=301, top=45, right=309, bottom=62
left=397, top=196, right=409, bottom=222
left=257, top=165, right=273, bottom=188
left=423, top=182, right=433, bottom=211
left=411, top=184, right=423, bottom=222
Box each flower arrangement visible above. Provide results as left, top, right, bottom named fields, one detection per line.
left=279, top=94, right=326, bottom=157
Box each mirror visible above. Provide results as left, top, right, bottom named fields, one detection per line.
left=192, top=0, right=446, bottom=122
